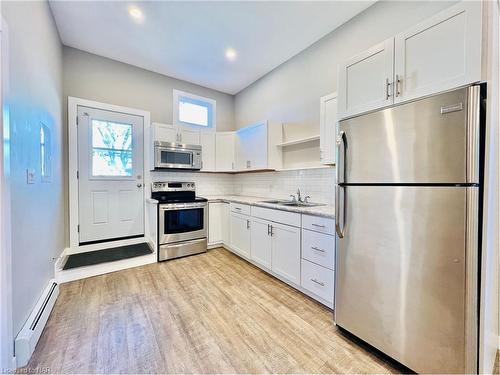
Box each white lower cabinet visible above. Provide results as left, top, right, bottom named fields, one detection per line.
left=270, top=222, right=301, bottom=285
left=230, top=211, right=251, bottom=258
left=301, top=259, right=334, bottom=306
left=221, top=202, right=229, bottom=245
left=250, top=217, right=272, bottom=270
left=208, top=202, right=223, bottom=245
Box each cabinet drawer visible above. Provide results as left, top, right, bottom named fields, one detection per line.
left=302, top=215, right=335, bottom=235
left=251, top=206, right=301, bottom=227
left=301, top=259, right=334, bottom=304
left=301, top=229, right=335, bottom=270
left=230, top=202, right=250, bottom=216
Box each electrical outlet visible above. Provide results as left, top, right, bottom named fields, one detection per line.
left=26, top=168, right=35, bottom=184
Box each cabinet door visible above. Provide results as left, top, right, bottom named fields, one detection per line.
left=338, top=38, right=394, bottom=119
left=250, top=218, right=272, bottom=270
left=236, top=122, right=267, bottom=170
left=319, top=93, right=337, bottom=165
left=179, top=127, right=200, bottom=145
left=208, top=202, right=223, bottom=245
left=152, top=122, right=178, bottom=143
left=271, top=222, right=301, bottom=285
left=221, top=203, right=230, bottom=245
left=200, top=132, right=216, bottom=171
left=215, top=132, right=235, bottom=171
left=394, top=2, right=481, bottom=104
left=229, top=212, right=251, bottom=258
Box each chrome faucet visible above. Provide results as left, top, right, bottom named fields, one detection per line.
left=296, top=188, right=303, bottom=203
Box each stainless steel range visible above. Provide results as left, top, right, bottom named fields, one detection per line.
left=152, top=181, right=207, bottom=261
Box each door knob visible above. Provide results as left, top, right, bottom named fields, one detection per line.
left=137, top=183, right=142, bottom=188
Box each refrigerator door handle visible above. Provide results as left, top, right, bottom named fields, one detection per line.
left=466, top=85, right=480, bottom=184
left=336, top=130, right=347, bottom=184
left=335, top=185, right=346, bottom=238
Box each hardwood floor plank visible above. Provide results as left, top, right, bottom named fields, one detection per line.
left=22, top=248, right=400, bottom=374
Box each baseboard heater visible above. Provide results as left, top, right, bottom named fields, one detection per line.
left=15, top=280, right=59, bottom=368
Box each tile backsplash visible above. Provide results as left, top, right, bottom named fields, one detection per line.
left=149, top=167, right=335, bottom=205
left=233, top=168, right=335, bottom=205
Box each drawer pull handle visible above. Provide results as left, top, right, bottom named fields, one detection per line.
left=312, top=224, right=326, bottom=228
left=311, top=278, right=325, bottom=287
left=234, top=207, right=242, bottom=210
left=311, top=246, right=325, bottom=253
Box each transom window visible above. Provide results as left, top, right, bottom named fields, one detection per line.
left=173, top=89, right=216, bottom=129
left=91, top=120, right=133, bottom=177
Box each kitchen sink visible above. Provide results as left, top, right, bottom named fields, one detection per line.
left=259, top=200, right=325, bottom=208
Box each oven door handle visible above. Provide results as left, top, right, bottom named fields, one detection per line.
left=160, top=203, right=207, bottom=211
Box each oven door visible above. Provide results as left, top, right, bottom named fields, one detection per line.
left=155, top=146, right=194, bottom=169
left=159, top=203, right=207, bottom=244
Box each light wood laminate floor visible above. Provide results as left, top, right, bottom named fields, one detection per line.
left=23, top=248, right=401, bottom=374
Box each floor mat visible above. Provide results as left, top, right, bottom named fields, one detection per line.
left=63, top=242, right=153, bottom=270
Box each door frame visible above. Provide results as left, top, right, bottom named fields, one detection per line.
left=68, top=97, right=151, bottom=254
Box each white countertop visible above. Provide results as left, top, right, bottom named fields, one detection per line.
left=201, top=195, right=335, bottom=219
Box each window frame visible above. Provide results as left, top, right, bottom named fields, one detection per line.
left=89, top=119, right=135, bottom=179
left=173, top=89, right=216, bottom=130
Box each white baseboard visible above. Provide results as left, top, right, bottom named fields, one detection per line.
left=15, top=280, right=59, bottom=368
left=56, top=253, right=157, bottom=284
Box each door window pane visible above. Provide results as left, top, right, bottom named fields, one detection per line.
left=91, top=120, right=133, bottom=177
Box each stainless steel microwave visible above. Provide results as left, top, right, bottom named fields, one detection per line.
left=154, top=141, right=202, bottom=170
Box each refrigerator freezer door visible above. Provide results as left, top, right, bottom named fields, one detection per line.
left=335, top=186, right=478, bottom=374
left=337, top=86, right=480, bottom=184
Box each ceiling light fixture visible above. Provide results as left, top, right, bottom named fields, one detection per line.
left=225, top=48, right=237, bottom=61
left=128, top=6, right=144, bottom=22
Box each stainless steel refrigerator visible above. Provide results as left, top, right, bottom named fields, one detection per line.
left=334, top=84, right=484, bottom=374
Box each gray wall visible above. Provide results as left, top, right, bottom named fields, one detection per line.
left=234, top=1, right=456, bottom=128
left=63, top=47, right=235, bottom=130
left=2, top=1, right=64, bottom=335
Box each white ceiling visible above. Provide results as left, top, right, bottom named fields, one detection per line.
left=49, top=1, right=375, bottom=95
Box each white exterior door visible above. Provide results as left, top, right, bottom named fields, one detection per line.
left=394, top=1, right=482, bottom=104
left=77, top=106, right=144, bottom=244
left=338, top=38, right=394, bottom=119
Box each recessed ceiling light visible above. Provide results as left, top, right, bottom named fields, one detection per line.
left=225, top=48, right=237, bottom=61
left=128, top=6, right=144, bottom=22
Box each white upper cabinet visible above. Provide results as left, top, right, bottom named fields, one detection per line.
left=235, top=121, right=282, bottom=171
left=215, top=132, right=236, bottom=171
left=151, top=123, right=178, bottom=143
left=338, top=38, right=394, bottom=119
left=394, top=1, right=482, bottom=103
left=200, top=131, right=216, bottom=171
left=178, top=127, right=200, bottom=145
left=319, top=93, right=337, bottom=165
left=337, top=1, right=482, bottom=120
left=152, top=122, right=200, bottom=144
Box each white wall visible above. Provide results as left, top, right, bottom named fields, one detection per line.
left=63, top=47, right=235, bottom=131
left=479, top=1, right=499, bottom=373
left=1, top=1, right=64, bottom=336
left=234, top=0, right=456, bottom=128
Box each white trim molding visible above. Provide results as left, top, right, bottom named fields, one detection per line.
left=0, top=16, right=14, bottom=372
left=67, top=97, right=151, bottom=254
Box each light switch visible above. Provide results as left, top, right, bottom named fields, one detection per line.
left=26, top=168, right=35, bottom=184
